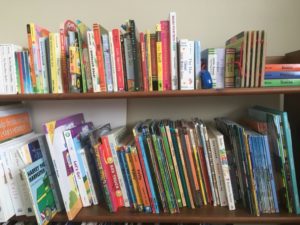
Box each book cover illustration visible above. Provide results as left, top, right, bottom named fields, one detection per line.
left=23, top=158, right=57, bottom=225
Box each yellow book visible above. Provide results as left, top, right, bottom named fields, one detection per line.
left=146, top=30, right=153, bottom=91
left=49, top=33, right=58, bottom=93
left=156, top=24, right=163, bottom=91
left=125, top=147, right=143, bottom=211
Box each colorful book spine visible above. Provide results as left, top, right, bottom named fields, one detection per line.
left=38, top=38, right=49, bottom=93
left=130, top=145, right=151, bottom=212
left=102, top=34, right=114, bottom=92
left=109, top=31, right=118, bottom=92
left=265, top=64, right=300, bottom=71
left=194, top=41, right=201, bottom=89
left=26, top=24, right=37, bottom=92
left=150, top=34, right=158, bottom=91
left=112, top=29, right=125, bottom=91
left=140, top=32, right=149, bottom=91
left=125, top=146, right=143, bottom=211
left=146, top=31, right=153, bottom=91
left=87, top=31, right=100, bottom=92
left=59, top=27, right=68, bottom=93
left=156, top=24, right=163, bottom=91
left=160, top=20, right=171, bottom=91
left=265, top=71, right=300, bottom=79
left=264, top=79, right=300, bottom=87
left=123, top=34, right=135, bottom=91
left=224, top=48, right=235, bottom=88
left=93, top=24, right=107, bottom=92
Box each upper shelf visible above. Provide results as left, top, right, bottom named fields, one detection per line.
left=0, top=87, right=300, bottom=101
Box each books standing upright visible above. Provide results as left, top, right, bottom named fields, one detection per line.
left=43, top=114, right=84, bottom=220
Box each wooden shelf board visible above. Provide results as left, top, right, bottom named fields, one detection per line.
left=12, top=205, right=300, bottom=224
left=1, top=87, right=300, bottom=101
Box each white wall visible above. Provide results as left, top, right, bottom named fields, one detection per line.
left=0, top=0, right=299, bottom=126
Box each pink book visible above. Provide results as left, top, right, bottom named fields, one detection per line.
left=112, top=29, right=125, bottom=91
left=160, top=20, right=171, bottom=91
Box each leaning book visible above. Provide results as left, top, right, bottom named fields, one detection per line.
left=23, top=158, right=57, bottom=225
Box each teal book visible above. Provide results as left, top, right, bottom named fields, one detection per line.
left=23, top=158, right=57, bottom=225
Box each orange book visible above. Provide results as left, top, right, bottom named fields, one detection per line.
left=0, top=108, right=32, bottom=143
left=130, top=145, right=151, bottom=212
left=265, top=64, right=300, bottom=72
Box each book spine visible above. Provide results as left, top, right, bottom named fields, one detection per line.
left=264, top=79, right=300, bottom=87
left=101, top=136, right=125, bottom=208
left=160, top=126, right=182, bottom=208
left=117, top=149, right=137, bottom=209
left=265, top=71, right=300, bottom=79
left=194, top=41, right=201, bottom=89
left=123, top=34, right=135, bottom=91
left=109, top=31, right=118, bottom=92
left=102, top=34, right=113, bottom=92
left=156, top=24, right=163, bottom=91
left=189, top=128, right=207, bottom=205
left=59, top=28, right=68, bottom=93
left=112, top=29, right=125, bottom=91
left=165, top=126, right=186, bottom=207
left=169, top=12, right=178, bottom=90
left=146, top=31, right=153, bottom=91
left=64, top=130, right=91, bottom=207
left=216, top=48, right=225, bottom=89
left=87, top=31, right=100, bottom=92
left=265, top=64, right=300, bottom=71
left=49, top=33, right=58, bottom=93
left=23, top=51, right=33, bottom=93
left=150, top=34, right=158, bottom=91
left=140, top=32, right=149, bottom=91
left=106, top=134, right=130, bottom=207
left=138, top=135, right=159, bottom=213
left=92, top=144, right=115, bottom=212
left=259, top=31, right=266, bottom=87
left=160, top=20, right=171, bottom=91
left=54, top=33, right=63, bottom=93
left=39, top=38, right=50, bottom=93
left=26, top=24, right=37, bottom=93
left=179, top=40, right=194, bottom=90
left=216, top=134, right=235, bottom=210
left=224, top=48, right=235, bottom=88
left=152, top=134, right=176, bottom=213
left=125, top=146, right=143, bottom=211
left=206, top=48, right=218, bottom=88
left=16, top=52, right=24, bottom=93
left=93, top=24, right=107, bottom=92
left=130, top=145, right=151, bottom=212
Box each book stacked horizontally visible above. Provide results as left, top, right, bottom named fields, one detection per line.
left=264, top=64, right=300, bottom=87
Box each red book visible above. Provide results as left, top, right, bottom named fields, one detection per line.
left=100, top=136, right=125, bottom=209
left=93, top=24, right=107, bottom=92
left=140, top=32, right=149, bottom=91
left=112, top=29, right=125, bottom=91
left=160, top=20, right=171, bottom=91
left=265, top=64, right=300, bottom=72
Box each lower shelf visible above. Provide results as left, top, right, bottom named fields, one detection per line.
left=13, top=205, right=300, bottom=224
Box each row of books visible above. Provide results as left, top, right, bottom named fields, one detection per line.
left=0, top=12, right=271, bottom=95
left=0, top=104, right=299, bottom=225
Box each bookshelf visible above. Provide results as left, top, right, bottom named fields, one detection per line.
left=1, top=0, right=300, bottom=224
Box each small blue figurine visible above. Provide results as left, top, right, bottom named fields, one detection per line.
left=201, top=70, right=213, bottom=89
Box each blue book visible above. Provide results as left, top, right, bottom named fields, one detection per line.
left=102, top=34, right=113, bottom=92
left=117, top=148, right=136, bottom=209
left=23, top=51, right=33, bottom=94
left=265, top=71, right=300, bottom=79
left=23, top=158, right=57, bottom=225
left=194, top=41, right=201, bottom=89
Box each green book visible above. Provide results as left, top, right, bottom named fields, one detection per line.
left=159, top=123, right=183, bottom=208
left=264, top=79, right=300, bottom=87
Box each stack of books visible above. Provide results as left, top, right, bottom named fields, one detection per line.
left=264, top=64, right=300, bottom=87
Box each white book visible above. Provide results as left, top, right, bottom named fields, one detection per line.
left=209, top=126, right=236, bottom=210
left=64, top=129, right=92, bottom=207
left=169, top=12, right=178, bottom=90
left=87, top=31, right=100, bottom=92
left=207, top=126, right=228, bottom=207
left=179, top=39, right=194, bottom=90
left=0, top=46, right=4, bottom=94
left=3, top=46, right=9, bottom=94
left=9, top=45, right=23, bottom=94
left=109, top=31, right=118, bottom=92
left=107, top=127, right=130, bottom=207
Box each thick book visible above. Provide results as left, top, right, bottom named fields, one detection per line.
left=22, top=158, right=57, bottom=225
left=179, top=40, right=194, bottom=90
